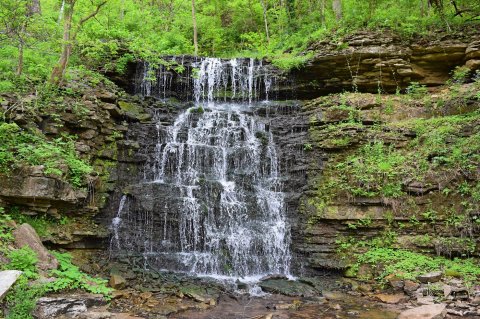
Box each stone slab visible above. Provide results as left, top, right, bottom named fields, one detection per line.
left=0, top=270, right=23, bottom=301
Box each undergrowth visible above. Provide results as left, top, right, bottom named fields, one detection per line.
left=0, top=122, right=92, bottom=187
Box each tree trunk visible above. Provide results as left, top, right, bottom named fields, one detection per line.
left=332, top=0, right=342, bottom=21
left=260, top=0, right=270, bottom=44
left=191, top=0, right=198, bottom=56
left=16, top=37, right=24, bottom=76
left=50, top=0, right=74, bottom=84
left=320, top=0, right=326, bottom=26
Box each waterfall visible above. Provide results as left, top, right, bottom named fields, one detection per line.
left=113, top=57, right=291, bottom=280
left=136, top=57, right=277, bottom=102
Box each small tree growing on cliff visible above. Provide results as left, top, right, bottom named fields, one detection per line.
left=50, top=0, right=107, bottom=85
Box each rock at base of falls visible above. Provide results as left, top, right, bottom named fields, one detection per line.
left=0, top=270, right=23, bottom=301
left=258, top=278, right=320, bottom=297
left=397, top=304, right=447, bottom=319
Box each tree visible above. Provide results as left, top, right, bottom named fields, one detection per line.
left=50, top=0, right=107, bottom=85
left=191, top=0, right=198, bottom=56
left=0, top=0, right=40, bottom=76
left=332, top=0, right=342, bottom=21
left=260, top=0, right=270, bottom=43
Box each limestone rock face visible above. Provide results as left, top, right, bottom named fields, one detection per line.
left=0, top=166, right=87, bottom=217
left=397, top=304, right=447, bottom=319
left=33, top=294, right=105, bottom=319
left=289, top=31, right=480, bottom=98
left=13, top=223, right=58, bottom=271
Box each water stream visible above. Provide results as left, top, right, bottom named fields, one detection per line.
left=111, top=58, right=291, bottom=282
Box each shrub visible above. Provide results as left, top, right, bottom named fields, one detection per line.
left=5, top=247, right=39, bottom=279
left=47, top=252, right=112, bottom=297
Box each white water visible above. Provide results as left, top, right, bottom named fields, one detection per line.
left=113, top=58, right=291, bottom=282
left=137, top=57, right=276, bottom=103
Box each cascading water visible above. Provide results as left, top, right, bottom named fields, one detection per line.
left=135, top=57, right=278, bottom=102
left=112, top=58, right=291, bottom=281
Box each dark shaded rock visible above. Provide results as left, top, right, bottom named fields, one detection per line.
left=258, top=279, right=319, bottom=297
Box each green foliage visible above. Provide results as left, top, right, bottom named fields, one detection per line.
left=0, top=208, right=15, bottom=246
left=354, top=248, right=480, bottom=285
left=5, top=276, right=45, bottom=319
left=449, top=66, right=471, bottom=84
left=9, top=208, right=72, bottom=237
left=47, top=252, right=112, bottom=297
left=190, top=106, right=205, bottom=114
left=336, top=141, right=406, bottom=198
left=406, top=82, right=428, bottom=99
left=0, top=0, right=477, bottom=84
left=303, top=143, right=313, bottom=151
left=5, top=247, right=39, bottom=279
left=0, top=122, right=92, bottom=187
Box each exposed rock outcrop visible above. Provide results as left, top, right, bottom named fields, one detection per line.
left=13, top=224, right=58, bottom=271
left=291, top=30, right=480, bottom=97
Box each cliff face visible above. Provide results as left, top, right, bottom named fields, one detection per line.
left=289, top=30, right=480, bottom=98
left=0, top=31, right=479, bottom=276
left=297, top=87, right=480, bottom=272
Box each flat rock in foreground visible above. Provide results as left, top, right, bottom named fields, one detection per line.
left=0, top=270, right=23, bottom=301
left=397, top=304, right=447, bottom=319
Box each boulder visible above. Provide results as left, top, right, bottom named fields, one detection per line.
left=258, top=279, right=319, bottom=297
left=13, top=223, right=58, bottom=271
left=109, top=274, right=126, bottom=289
left=0, top=270, right=23, bottom=301
left=404, top=280, right=421, bottom=296
left=416, top=271, right=442, bottom=284
left=374, top=293, right=408, bottom=304
left=397, top=304, right=447, bottom=319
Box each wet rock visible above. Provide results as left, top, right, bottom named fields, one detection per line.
left=259, top=274, right=289, bottom=281
left=417, top=271, right=442, bottom=284
left=404, top=280, right=421, bottom=296
left=258, top=279, right=319, bottom=297
left=102, top=103, right=124, bottom=118
left=80, top=129, right=98, bottom=140
left=96, top=90, right=117, bottom=103
left=13, top=223, right=58, bottom=271
left=109, top=274, right=126, bottom=289
left=397, top=304, right=447, bottom=319
left=374, top=293, right=408, bottom=304
left=0, top=270, right=23, bottom=301
left=33, top=294, right=105, bottom=319
left=386, top=274, right=404, bottom=291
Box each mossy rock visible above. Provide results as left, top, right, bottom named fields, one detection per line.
left=444, top=269, right=462, bottom=278
left=118, top=101, right=152, bottom=122
left=344, top=267, right=358, bottom=278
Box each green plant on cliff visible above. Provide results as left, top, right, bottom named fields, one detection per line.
left=0, top=122, right=92, bottom=187
left=47, top=252, right=112, bottom=297
left=5, top=247, right=39, bottom=279
left=336, top=141, right=406, bottom=198
left=0, top=209, right=14, bottom=247
left=354, top=248, right=480, bottom=285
